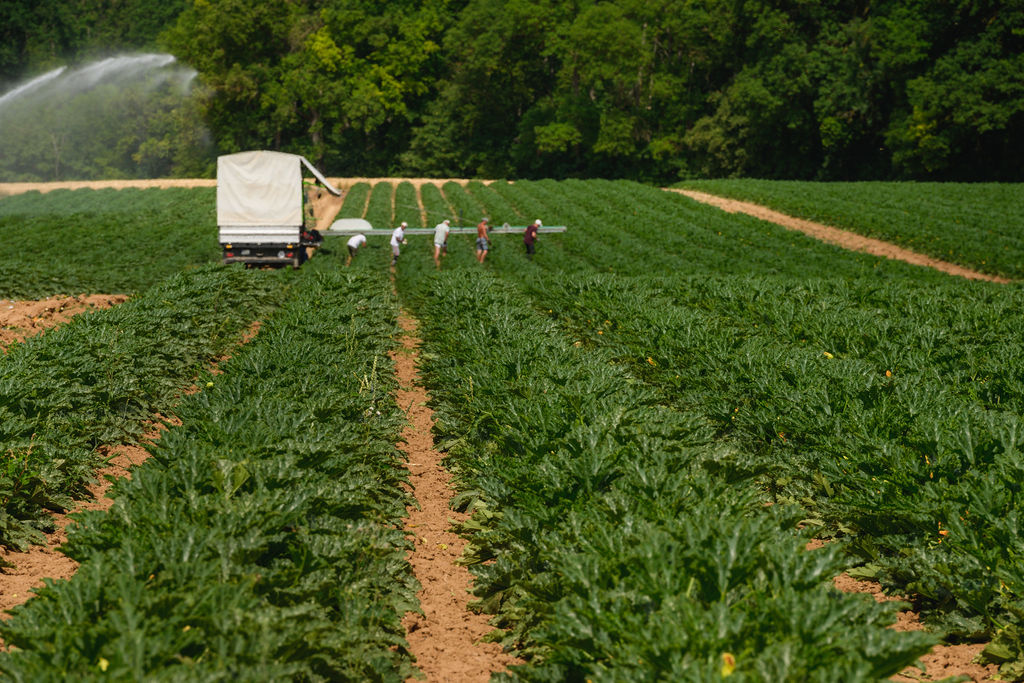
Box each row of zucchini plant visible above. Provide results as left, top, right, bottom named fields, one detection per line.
left=0, top=265, right=282, bottom=552
left=0, top=188, right=220, bottom=298
left=516, top=270, right=1024, bottom=677
left=408, top=268, right=935, bottom=680
left=679, top=179, right=1024, bottom=280
left=470, top=178, right=1024, bottom=676
left=0, top=267, right=418, bottom=680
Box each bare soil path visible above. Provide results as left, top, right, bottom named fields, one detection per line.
left=672, top=189, right=1011, bottom=284
left=0, top=294, right=128, bottom=350
left=0, top=178, right=480, bottom=198
left=844, top=571, right=998, bottom=683
left=391, top=313, right=522, bottom=682
left=0, top=293, right=136, bottom=621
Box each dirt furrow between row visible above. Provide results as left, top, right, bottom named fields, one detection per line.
left=0, top=294, right=128, bottom=351
left=672, top=189, right=1010, bottom=284
left=392, top=313, right=522, bottom=682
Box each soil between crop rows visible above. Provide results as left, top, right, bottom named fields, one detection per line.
left=0, top=294, right=128, bottom=351
left=392, top=313, right=522, bottom=681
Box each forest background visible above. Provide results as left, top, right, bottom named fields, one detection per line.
left=0, top=0, right=1021, bottom=183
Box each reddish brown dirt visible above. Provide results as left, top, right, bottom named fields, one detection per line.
left=0, top=178, right=484, bottom=198
left=391, top=314, right=523, bottom=682
left=0, top=294, right=128, bottom=350
left=0, top=179, right=216, bottom=196
left=672, top=189, right=1011, bottom=284
left=0, top=293, right=137, bottom=622
left=804, top=540, right=998, bottom=681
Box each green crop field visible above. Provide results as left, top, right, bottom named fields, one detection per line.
left=0, top=187, right=221, bottom=298
left=679, top=179, right=1024, bottom=281
left=1, top=180, right=1023, bottom=680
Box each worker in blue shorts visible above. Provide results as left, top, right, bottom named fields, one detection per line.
left=476, top=217, right=491, bottom=263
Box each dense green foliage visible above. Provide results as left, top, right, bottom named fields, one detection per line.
left=0, top=0, right=186, bottom=82
left=409, top=270, right=935, bottom=679
left=681, top=179, right=1024, bottom=280
left=0, top=267, right=418, bottom=680
left=383, top=179, right=1024, bottom=677
left=527, top=273, right=1024, bottom=645
left=0, top=187, right=220, bottom=297
left=3, top=180, right=1024, bottom=677
left=0, top=265, right=282, bottom=551
left=4, top=0, right=1021, bottom=181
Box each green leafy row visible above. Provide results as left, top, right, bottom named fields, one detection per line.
left=365, top=182, right=395, bottom=230
left=515, top=269, right=1024, bottom=676
left=337, top=183, right=370, bottom=220
left=393, top=182, right=422, bottom=228
left=422, top=183, right=457, bottom=227
left=678, top=180, right=1024, bottom=280
left=409, top=269, right=934, bottom=680
left=0, top=187, right=220, bottom=298
left=0, top=265, right=282, bottom=551
left=0, top=268, right=417, bottom=680
left=442, top=181, right=486, bottom=226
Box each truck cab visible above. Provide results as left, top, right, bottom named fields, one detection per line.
left=217, top=150, right=341, bottom=268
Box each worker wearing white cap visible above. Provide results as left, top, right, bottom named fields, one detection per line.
left=433, top=218, right=451, bottom=269
left=524, top=218, right=541, bottom=260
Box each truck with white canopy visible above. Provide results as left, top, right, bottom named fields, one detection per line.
left=217, top=150, right=341, bottom=267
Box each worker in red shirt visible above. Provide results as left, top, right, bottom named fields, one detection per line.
left=524, top=219, right=541, bottom=260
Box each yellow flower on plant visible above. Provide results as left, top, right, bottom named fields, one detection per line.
left=721, top=652, right=736, bottom=676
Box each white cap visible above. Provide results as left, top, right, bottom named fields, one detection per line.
left=535, top=219, right=542, bottom=226
left=443, top=219, right=450, bottom=224
left=401, top=221, right=407, bottom=227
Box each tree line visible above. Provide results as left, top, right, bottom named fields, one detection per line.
left=2, top=0, right=1021, bottom=182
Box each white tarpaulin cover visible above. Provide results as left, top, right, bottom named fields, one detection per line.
left=216, top=151, right=339, bottom=227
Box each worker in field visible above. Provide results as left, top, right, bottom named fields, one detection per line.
left=524, top=219, right=541, bottom=260
left=433, top=218, right=451, bottom=269
left=345, top=233, right=366, bottom=266
left=476, top=217, right=491, bottom=263
left=390, top=221, right=408, bottom=269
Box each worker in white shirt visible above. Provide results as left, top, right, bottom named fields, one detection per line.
left=433, top=218, right=451, bottom=270
left=346, top=233, right=366, bottom=267
left=390, top=221, right=408, bottom=268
